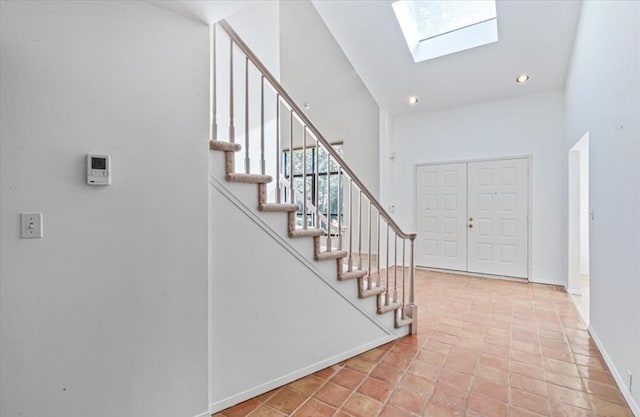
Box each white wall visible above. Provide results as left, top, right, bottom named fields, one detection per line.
left=208, top=151, right=401, bottom=412
left=389, top=90, right=567, bottom=285
left=0, top=2, right=209, bottom=417
left=565, top=0, right=640, bottom=410
left=279, top=0, right=380, bottom=197
left=578, top=137, right=590, bottom=275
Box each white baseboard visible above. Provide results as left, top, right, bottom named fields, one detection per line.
left=588, top=326, right=640, bottom=417
left=529, top=278, right=567, bottom=288
left=193, top=411, right=211, bottom=417
left=208, top=335, right=400, bottom=414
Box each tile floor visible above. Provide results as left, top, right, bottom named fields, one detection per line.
left=214, top=269, right=634, bottom=417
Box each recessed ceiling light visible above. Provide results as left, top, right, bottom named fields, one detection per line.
left=408, top=96, right=419, bottom=105
left=516, top=74, right=530, bottom=84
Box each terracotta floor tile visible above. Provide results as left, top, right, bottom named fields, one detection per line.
left=543, top=346, right=575, bottom=363
left=292, top=398, right=335, bottom=417
left=578, top=366, right=616, bottom=386
left=215, top=271, right=633, bottom=417
left=424, top=399, right=465, bottom=417
left=408, top=360, right=441, bottom=381
left=370, top=363, right=405, bottom=384
left=388, top=388, right=428, bottom=415
left=437, top=367, right=473, bottom=390
left=544, top=358, right=580, bottom=377
left=546, top=371, right=584, bottom=391
left=444, top=356, right=477, bottom=375
left=288, top=375, right=325, bottom=396
left=341, top=392, right=383, bottom=417
left=345, top=357, right=377, bottom=374
left=510, top=373, right=548, bottom=397
left=472, top=377, right=508, bottom=402
left=430, top=383, right=470, bottom=409
left=510, top=406, right=549, bottom=417
left=247, top=405, right=287, bottom=417
left=511, top=361, right=546, bottom=380
left=416, top=349, right=448, bottom=367
left=550, top=401, right=596, bottom=417
left=479, top=353, right=509, bottom=370
left=511, top=349, right=544, bottom=367
left=255, top=388, right=282, bottom=404
left=573, top=354, right=605, bottom=370
left=476, top=363, right=509, bottom=385
left=399, top=373, right=436, bottom=396
left=378, top=404, right=417, bottom=417
left=511, top=388, right=551, bottom=416
left=423, top=340, right=454, bottom=355
left=313, top=382, right=351, bottom=408
left=357, top=347, right=387, bottom=363
left=331, top=368, right=366, bottom=389
left=547, top=384, right=591, bottom=410
left=583, top=380, right=626, bottom=405
left=513, top=340, right=542, bottom=354
left=467, top=391, right=508, bottom=417
left=357, top=377, right=394, bottom=402
left=222, top=398, right=261, bottom=417
left=589, top=395, right=634, bottom=417
left=483, top=343, right=510, bottom=359
left=266, top=388, right=307, bottom=415
left=314, top=366, right=339, bottom=380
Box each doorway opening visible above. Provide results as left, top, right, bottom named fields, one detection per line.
left=568, top=132, right=590, bottom=323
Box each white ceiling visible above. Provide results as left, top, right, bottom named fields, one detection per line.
left=145, top=0, right=262, bottom=24
left=312, top=0, right=582, bottom=115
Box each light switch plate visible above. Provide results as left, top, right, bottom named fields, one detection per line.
left=21, top=212, right=43, bottom=239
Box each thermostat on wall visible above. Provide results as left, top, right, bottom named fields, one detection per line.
left=87, top=154, right=111, bottom=185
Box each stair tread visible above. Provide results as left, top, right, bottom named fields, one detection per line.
left=395, top=317, right=413, bottom=328
left=359, top=286, right=386, bottom=298
left=338, top=269, right=368, bottom=281
left=377, top=301, right=403, bottom=314
left=290, top=228, right=324, bottom=238
left=225, top=173, right=272, bottom=184
left=210, top=140, right=241, bottom=152
left=259, top=203, right=298, bottom=212
left=315, top=250, right=348, bottom=261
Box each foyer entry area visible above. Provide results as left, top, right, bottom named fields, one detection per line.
left=215, top=270, right=632, bottom=417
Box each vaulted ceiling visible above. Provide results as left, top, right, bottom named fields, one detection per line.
left=312, top=0, right=582, bottom=114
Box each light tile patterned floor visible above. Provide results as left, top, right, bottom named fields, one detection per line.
left=214, top=270, right=634, bottom=417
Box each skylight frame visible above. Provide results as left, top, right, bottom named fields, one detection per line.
left=392, top=0, right=499, bottom=63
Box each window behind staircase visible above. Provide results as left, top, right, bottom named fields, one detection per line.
left=283, top=143, right=344, bottom=233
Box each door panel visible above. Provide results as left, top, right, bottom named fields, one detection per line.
left=467, top=159, right=528, bottom=278
left=415, top=163, right=467, bottom=270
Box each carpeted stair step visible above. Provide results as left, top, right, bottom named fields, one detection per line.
left=315, top=250, right=348, bottom=261
left=225, top=173, right=272, bottom=184
left=210, top=140, right=241, bottom=152
left=338, top=269, right=368, bottom=281
left=289, top=228, right=325, bottom=238
left=259, top=203, right=298, bottom=212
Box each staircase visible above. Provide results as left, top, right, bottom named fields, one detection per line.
left=210, top=21, right=417, bottom=333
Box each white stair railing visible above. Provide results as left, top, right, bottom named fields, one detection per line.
left=213, top=21, right=417, bottom=329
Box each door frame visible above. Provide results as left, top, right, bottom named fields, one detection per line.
left=413, top=155, right=533, bottom=280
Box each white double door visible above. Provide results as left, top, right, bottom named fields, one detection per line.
left=415, top=158, right=529, bottom=278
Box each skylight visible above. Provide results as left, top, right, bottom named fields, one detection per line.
left=392, top=0, right=498, bottom=63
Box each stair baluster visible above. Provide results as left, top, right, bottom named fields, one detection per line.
left=211, top=20, right=417, bottom=335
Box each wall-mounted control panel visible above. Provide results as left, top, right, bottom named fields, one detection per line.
left=87, top=154, right=111, bottom=185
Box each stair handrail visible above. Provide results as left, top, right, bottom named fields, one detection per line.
left=218, top=20, right=416, bottom=241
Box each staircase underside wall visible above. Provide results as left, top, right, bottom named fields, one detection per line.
left=208, top=155, right=403, bottom=411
